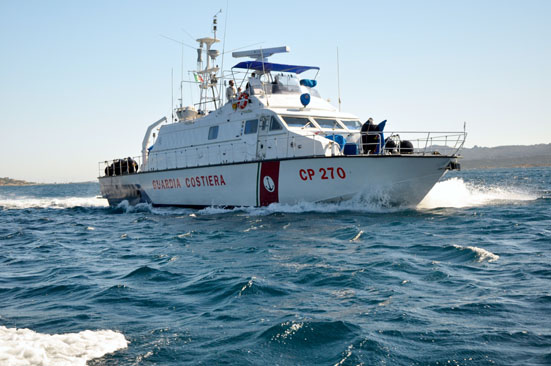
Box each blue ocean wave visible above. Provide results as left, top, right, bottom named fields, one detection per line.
left=121, top=265, right=182, bottom=282
left=1, top=168, right=551, bottom=365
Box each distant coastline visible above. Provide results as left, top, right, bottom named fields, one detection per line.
left=0, top=177, right=36, bottom=186
left=460, top=143, right=551, bottom=170
left=0, top=179, right=97, bottom=186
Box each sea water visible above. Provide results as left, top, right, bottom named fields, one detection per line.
left=0, top=167, right=549, bottom=365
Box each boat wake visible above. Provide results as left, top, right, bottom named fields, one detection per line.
left=0, top=196, right=109, bottom=209
left=1, top=177, right=537, bottom=214
left=198, top=199, right=404, bottom=216
left=196, top=177, right=538, bottom=215
left=418, top=177, right=538, bottom=209
left=0, top=326, right=127, bottom=366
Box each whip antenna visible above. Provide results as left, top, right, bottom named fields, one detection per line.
left=337, top=47, right=341, bottom=112
left=219, top=3, right=229, bottom=103
left=171, top=68, right=174, bottom=121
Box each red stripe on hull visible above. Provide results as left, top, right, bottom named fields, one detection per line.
left=259, top=161, right=280, bottom=206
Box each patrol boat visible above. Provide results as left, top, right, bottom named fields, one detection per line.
left=98, top=23, right=465, bottom=208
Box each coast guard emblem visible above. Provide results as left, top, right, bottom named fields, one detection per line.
left=263, top=176, right=275, bottom=193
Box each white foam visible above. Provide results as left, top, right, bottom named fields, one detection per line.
left=335, top=344, right=355, bottom=366
left=418, top=177, right=538, bottom=209
left=197, top=206, right=237, bottom=215
left=193, top=200, right=401, bottom=217
left=453, top=244, right=500, bottom=262
left=0, top=326, right=128, bottom=366
left=350, top=230, right=364, bottom=242
left=116, top=200, right=154, bottom=213
left=115, top=201, right=194, bottom=216
left=271, top=321, right=303, bottom=342
left=0, top=196, right=108, bottom=209
left=238, top=276, right=257, bottom=297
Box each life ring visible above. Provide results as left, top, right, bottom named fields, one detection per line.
left=237, top=92, right=249, bottom=109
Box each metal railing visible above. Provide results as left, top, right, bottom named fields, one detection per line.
left=98, top=130, right=466, bottom=177
left=99, top=156, right=142, bottom=178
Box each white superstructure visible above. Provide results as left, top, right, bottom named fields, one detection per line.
left=99, top=17, right=465, bottom=208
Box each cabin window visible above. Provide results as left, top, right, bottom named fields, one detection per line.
left=315, top=118, right=344, bottom=129
left=244, top=119, right=258, bottom=134
left=282, top=116, right=315, bottom=128
left=269, top=116, right=283, bottom=131
left=208, top=126, right=219, bottom=140
left=341, top=120, right=362, bottom=131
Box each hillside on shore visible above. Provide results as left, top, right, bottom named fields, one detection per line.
left=459, top=143, right=551, bottom=170
left=0, top=177, right=36, bottom=186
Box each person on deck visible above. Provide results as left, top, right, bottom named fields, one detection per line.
left=245, top=73, right=256, bottom=93
left=361, top=118, right=378, bottom=154
left=246, top=73, right=263, bottom=95
left=226, top=80, right=237, bottom=102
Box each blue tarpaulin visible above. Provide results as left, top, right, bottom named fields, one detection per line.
left=300, top=79, right=317, bottom=87
left=232, top=61, right=319, bottom=74
left=325, top=134, right=346, bottom=150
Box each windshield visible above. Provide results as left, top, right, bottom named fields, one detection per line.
left=273, top=74, right=301, bottom=94
left=341, top=120, right=362, bottom=130
left=281, top=116, right=315, bottom=128
left=315, top=118, right=345, bottom=129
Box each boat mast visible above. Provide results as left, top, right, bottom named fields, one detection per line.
left=195, top=13, right=221, bottom=113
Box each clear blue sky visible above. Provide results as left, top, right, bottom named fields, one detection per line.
left=1, top=0, right=549, bottom=182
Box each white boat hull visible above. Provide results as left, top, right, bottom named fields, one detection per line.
left=99, top=155, right=455, bottom=208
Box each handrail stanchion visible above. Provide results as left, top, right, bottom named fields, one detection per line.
left=424, top=132, right=431, bottom=156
